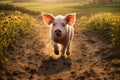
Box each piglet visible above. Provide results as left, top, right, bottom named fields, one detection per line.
left=42, top=13, right=76, bottom=57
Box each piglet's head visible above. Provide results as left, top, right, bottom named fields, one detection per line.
left=42, top=13, right=76, bottom=38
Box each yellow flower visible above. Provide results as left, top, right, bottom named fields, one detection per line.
left=15, top=11, right=21, bottom=15
left=112, top=22, right=116, bottom=26
left=0, top=12, right=5, bottom=16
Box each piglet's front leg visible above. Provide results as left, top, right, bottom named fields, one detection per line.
left=51, top=40, right=59, bottom=55
left=54, top=44, right=59, bottom=55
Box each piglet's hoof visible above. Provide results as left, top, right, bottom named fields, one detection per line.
left=54, top=50, right=59, bottom=55
left=66, top=52, right=70, bottom=56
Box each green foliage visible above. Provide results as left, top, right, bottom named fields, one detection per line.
left=12, top=0, right=89, bottom=3
left=0, top=1, right=120, bottom=15
left=0, top=4, right=40, bottom=15
left=91, top=0, right=113, bottom=4
left=13, top=0, right=33, bottom=2
left=0, top=11, right=33, bottom=71
left=10, top=2, right=120, bottom=15
left=89, top=13, right=120, bottom=47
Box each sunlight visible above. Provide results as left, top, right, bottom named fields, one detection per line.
left=0, top=0, right=120, bottom=80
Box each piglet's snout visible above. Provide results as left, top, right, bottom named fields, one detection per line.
left=55, top=29, right=62, bottom=37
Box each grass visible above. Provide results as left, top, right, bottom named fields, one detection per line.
left=8, top=2, right=120, bottom=15
left=0, top=1, right=120, bottom=15
left=0, top=4, right=40, bottom=15
left=0, top=0, right=12, bottom=4
left=9, top=2, right=83, bottom=15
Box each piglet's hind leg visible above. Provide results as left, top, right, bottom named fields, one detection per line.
left=66, top=43, right=71, bottom=56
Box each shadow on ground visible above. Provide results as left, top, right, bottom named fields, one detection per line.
left=37, top=57, right=71, bottom=75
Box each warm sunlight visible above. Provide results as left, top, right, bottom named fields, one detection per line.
left=0, top=0, right=120, bottom=80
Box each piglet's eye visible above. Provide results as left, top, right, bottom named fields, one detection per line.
left=53, top=23, right=55, bottom=26
left=62, top=23, right=66, bottom=26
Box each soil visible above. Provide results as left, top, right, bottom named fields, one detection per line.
left=3, top=20, right=120, bottom=80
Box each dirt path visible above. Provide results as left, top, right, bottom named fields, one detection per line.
left=4, top=20, right=120, bottom=80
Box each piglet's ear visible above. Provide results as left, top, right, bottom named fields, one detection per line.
left=65, top=13, right=76, bottom=26
left=42, top=13, right=54, bottom=25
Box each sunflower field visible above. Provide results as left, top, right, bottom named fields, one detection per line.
left=88, top=13, right=120, bottom=47
left=0, top=11, right=33, bottom=60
